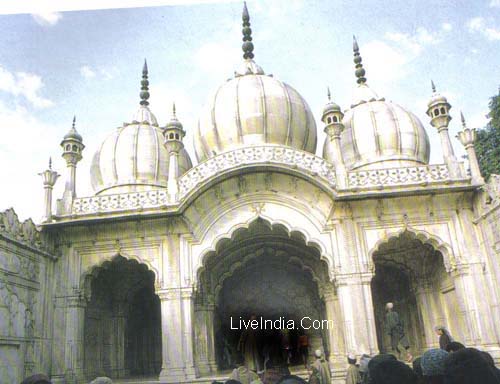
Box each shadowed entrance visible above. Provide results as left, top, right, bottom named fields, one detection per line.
left=83, top=256, right=162, bottom=380
left=195, top=218, right=334, bottom=374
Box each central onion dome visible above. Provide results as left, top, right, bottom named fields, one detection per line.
left=336, top=38, right=430, bottom=171
left=194, top=3, right=317, bottom=163
left=91, top=61, right=192, bottom=195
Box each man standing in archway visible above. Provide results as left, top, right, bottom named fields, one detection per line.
left=384, top=302, right=413, bottom=362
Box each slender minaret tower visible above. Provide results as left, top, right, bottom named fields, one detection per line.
left=39, top=158, right=60, bottom=222
left=322, top=87, right=347, bottom=188
left=60, top=116, right=84, bottom=203
left=163, top=103, right=186, bottom=202
left=457, top=112, right=484, bottom=184
left=426, top=81, right=461, bottom=178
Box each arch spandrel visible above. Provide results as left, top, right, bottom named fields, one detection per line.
left=191, top=209, right=336, bottom=285
left=366, top=225, right=456, bottom=273
left=182, top=171, right=334, bottom=239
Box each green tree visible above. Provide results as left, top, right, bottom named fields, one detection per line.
left=475, top=88, right=500, bottom=180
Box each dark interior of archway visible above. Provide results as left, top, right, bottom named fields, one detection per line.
left=208, top=219, right=330, bottom=371
left=371, top=264, right=421, bottom=354
left=84, top=257, right=161, bottom=379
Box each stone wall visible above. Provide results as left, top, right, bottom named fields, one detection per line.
left=0, top=208, right=56, bottom=383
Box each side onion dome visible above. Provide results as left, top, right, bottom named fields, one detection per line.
left=340, top=37, right=430, bottom=170
left=193, top=3, right=317, bottom=163
left=90, top=61, right=192, bottom=195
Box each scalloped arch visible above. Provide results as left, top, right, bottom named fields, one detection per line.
left=195, top=216, right=333, bottom=285
left=368, top=227, right=456, bottom=273
left=80, top=253, right=159, bottom=300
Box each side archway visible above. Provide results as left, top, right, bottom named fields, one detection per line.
left=369, top=229, right=467, bottom=355
left=81, top=255, right=162, bottom=380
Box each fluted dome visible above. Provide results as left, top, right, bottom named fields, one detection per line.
left=341, top=84, right=430, bottom=170
left=194, top=60, right=317, bottom=162
left=91, top=105, right=192, bottom=195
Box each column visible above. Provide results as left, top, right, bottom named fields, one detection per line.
left=359, top=272, right=379, bottom=355
left=158, top=287, right=196, bottom=382
left=323, top=284, right=344, bottom=367
left=193, top=300, right=217, bottom=375
left=110, top=304, right=126, bottom=378
left=414, top=280, right=436, bottom=348
left=336, top=273, right=378, bottom=357
left=64, top=294, right=86, bottom=384
left=452, top=263, right=497, bottom=347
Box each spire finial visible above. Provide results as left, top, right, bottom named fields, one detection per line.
left=242, top=2, right=254, bottom=60
left=327, top=87, right=331, bottom=101
left=140, top=59, right=150, bottom=106
left=460, top=111, right=467, bottom=128
left=431, top=80, right=436, bottom=93
left=353, top=35, right=367, bottom=85
left=72, top=115, right=76, bottom=129
left=49, top=157, right=52, bottom=170
left=172, top=102, right=176, bottom=118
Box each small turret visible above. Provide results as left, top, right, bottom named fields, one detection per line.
left=163, top=104, right=186, bottom=201
left=60, top=116, right=84, bottom=200
left=322, top=88, right=347, bottom=188
left=39, top=158, right=60, bottom=222
left=426, top=81, right=460, bottom=177
left=457, top=112, right=484, bottom=184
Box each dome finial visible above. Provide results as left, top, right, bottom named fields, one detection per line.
left=72, top=115, right=76, bottom=129
left=242, top=2, right=254, bottom=60
left=353, top=35, right=367, bottom=85
left=172, top=102, right=176, bottom=118
left=431, top=80, right=436, bottom=93
left=460, top=110, right=467, bottom=128
left=327, top=86, right=331, bottom=101
left=49, top=157, right=52, bottom=170
left=140, top=59, right=150, bottom=106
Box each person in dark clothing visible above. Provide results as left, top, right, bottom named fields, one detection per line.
left=443, top=347, right=500, bottom=384
left=384, top=302, right=412, bottom=362
left=412, top=356, right=426, bottom=384
left=365, top=354, right=397, bottom=384
left=434, top=326, right=454, bottom=351
left=369, top=359, right=417, bottom=384
left=421, top=348, right=448, bottom=384
left=445, top=342, right=465, bottom=353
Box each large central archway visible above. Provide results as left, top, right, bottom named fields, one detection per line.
left=195, top=218, right=333, bottom=374
left=83, top=256, right=162, bottom=381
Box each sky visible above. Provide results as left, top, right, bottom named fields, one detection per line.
left=0, top=0, right=499, bottom=222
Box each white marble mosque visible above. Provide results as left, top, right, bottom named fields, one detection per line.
left=1, top=3, right=500, bottom=384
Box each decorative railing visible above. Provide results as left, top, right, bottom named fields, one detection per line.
left=347, top=164, right=450, bottom=188
left=72, top=189, right=169, bottom=215
left=177, top=146, right=337, bottom=198
left=70, top=146, right=336, bottom=215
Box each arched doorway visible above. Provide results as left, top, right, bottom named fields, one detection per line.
left=371, top=231, right=466, bottom=356
left=83, top=256, right=162, bottom=380
left=196, top=218, right=333, bottom=373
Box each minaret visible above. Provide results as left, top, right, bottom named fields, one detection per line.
left=322, top=87, right=347, bottom=188
left=426, top=81, right=461, bottom=178
left=39, top=158, right=60, bottom=222
left=457, top=112, right=484, bottom=184
left=163, top=103, right=186, bottom=202
left=60, top=116, right=85, bottom=203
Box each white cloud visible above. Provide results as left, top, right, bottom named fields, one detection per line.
left=385, top=25, right=450, bottom=55
left=490, top=0, right=500, bottom=7
left=0, top=100, right=63, bottom=221
left=31, top=12, right=62, bottom=26
left=0, top=66, right=54, bottom=108
left=467, top=17, right=500, bottom=41
left=194, top=41, right=240, bottom=78
left=80, top=66, right=96, bottom=79
left=361, top=40, right=408, bottom=83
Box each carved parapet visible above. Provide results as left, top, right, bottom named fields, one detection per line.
left=347, top=164, right=456, bottom=189
left=178, top=145, right=337, bottom=198
left=0, top=208, right=48, bottom=252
